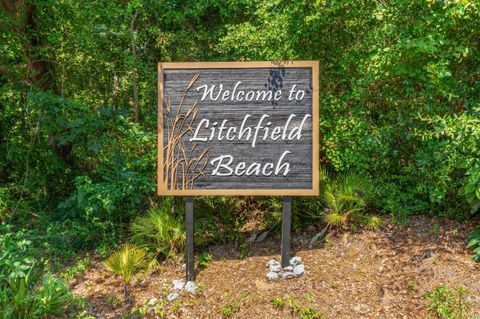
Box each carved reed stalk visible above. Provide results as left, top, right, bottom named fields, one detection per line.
left=163, top=73, right=209, bottom=190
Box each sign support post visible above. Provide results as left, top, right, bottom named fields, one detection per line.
left=185, top=196, right=195, bottom=281
left=281, top=196, right=292, bottom=267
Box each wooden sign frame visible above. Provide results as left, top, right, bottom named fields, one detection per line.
left=157, top=61, right=319, bottom=196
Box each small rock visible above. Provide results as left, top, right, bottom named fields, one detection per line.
left=293, top=264, right=305, bottom=277
left=255, top=231, right=269, bottom=242
left=269, top=264, right=282, bottom=272
left=167, top=293, right=179, bottom=302
left=281, top=271, right=295, bottom=279
left=247, top=232, right=257, bottom=243
left=147, top=297, right=157, bottom=306
left=266, top=259, right=280, bottom=268
left=172, top=279, right=185, bottom=291
left=283, top=266, right=293, bottom=272
left=184, top=281, right=197, bottom=293
left=422, top=249, right=435, bottom=260
left=289, top=256, right=302, bottom=267
left=266, top=271, right=279, bottom=281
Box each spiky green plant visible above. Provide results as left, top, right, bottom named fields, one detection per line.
left=364, top=215, right=384, bottom=231
left=130, top=202, right=185, bottom=260
left=320, top=169, right=372, bottom=228
left=103, top=244, right=147, bottom=285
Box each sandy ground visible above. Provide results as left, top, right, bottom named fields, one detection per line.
left=70, top=215, right=480, bottom=319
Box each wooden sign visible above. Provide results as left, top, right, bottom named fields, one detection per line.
left=157, top=61, right=319, bottom=196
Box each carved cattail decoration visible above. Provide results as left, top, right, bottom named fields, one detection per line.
left=186, top=73, right=200, bottom=91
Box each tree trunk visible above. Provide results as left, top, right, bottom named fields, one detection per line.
left=130, top=9, right=140, bottom=122
left=1, top=0, right=73, bottom=165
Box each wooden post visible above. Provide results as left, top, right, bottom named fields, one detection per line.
left=281, top=196, right=292, bottom=267
left=185, top=196, right=195, bottom=281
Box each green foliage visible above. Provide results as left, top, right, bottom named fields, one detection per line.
left=460, top=158, right=480, bottom=214
left=219, top=0, right=480, bottom=218
left=220, top=299, right=241, bottom=318
left=195, top=196, right=246, bottom=245
left=239, top=242, right=250, bottom=260
left=103, top=244, right=147, bottom=284
left=271, top=296, right=286, bottom=310
left=286, top=295, right=324, bottom=319
left=425, top=285, right=474, bottom=319
left=0, top=224, right=72, bottom=319
left=196, top=252, right=213, bottom=268
left=364, top=215, right=384, bottom=231
left=0, top=1, right=479, bottom=317
left=130, top=198, right=185, bottom=259
left=320, top=169, right=373, bottom=228
left=467, top=229, right=480, bottom=262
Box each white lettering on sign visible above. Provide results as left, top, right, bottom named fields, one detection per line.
left=190, top=114, right=312, bottom=148
left=196, top=81, right=294, bottom=103
left=210, top=150, right=291, bottom=177
left=190, top=112, right=311, bottom=177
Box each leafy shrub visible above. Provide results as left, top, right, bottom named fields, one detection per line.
left=460, top=158, right=480, bottom=214
left=130, top=198, right=185, bottom=259
left=0, top=272, right=72, bottom=319
left=196, top=252, right=213, bottom=268
left=467, top=229, right=480, bottom=262
left=425, top=285, right=474, bottom=319
left=0, top=224, right=72, bottom=319
left=103, top=243, right=147, bottom=285
left=219, top=0, right=480, bottom=219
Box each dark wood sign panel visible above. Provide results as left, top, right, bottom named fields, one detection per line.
left=158, top=61, right=319, bottom=196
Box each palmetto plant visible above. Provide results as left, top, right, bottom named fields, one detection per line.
left=130, top=203, right=185, bottom=260
left=320, top=168, right=373, bottom=228
left=103, top=244, right=147, bottom=286
left=0, top=268, right=72, bottom=319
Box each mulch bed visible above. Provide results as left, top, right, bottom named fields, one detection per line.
left=70, top=215, right=480, bottom=318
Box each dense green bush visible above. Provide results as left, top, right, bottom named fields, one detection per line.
left=0, top=225, right=72, bottom=319
left=467, top=229, right=480, bottom=262
left=1, top=1, right=479, bottom=317
left=1, top=1, right=479, bottom=315
left=0, top=1, right=478, bottom=309
left=3, top=0, right=478, bottom=225
left=219, top=0, right=480, bottom=217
